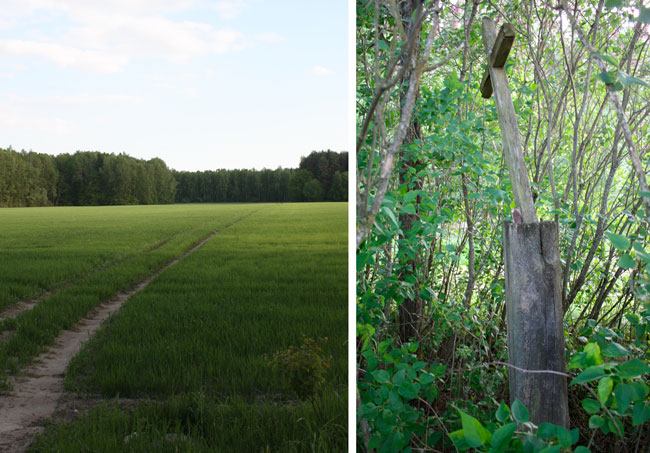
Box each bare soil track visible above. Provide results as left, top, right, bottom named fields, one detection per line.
left=0, top=215, right=252, bottom=452
left=0, top=234, right=178, bottom=324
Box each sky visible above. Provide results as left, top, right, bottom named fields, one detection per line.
left=0, top=0, right=349, bottom=171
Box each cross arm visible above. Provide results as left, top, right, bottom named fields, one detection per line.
left=480, top=23, right=516, bottom=99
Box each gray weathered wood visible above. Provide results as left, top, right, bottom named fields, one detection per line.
left=503, top=221, right=569, bottom=428
left=481, top=17, right=537, bottom=224
left=480, top=23, right=515, bottom=98
left=480, top=68, right=493, bottom=99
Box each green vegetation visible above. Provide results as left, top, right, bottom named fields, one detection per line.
left=176, top=150, right=348, bottom=203
left=25, top=203, right=347, bottom=451
left=357, top=0, right=650, bottom=451
left=0, top=205, right=247, bottom=310
left=0, top=148, right=348, bottom=206
left=0, top=204, right=258, bottom=385
left=29, top=394, right=346, bottom=453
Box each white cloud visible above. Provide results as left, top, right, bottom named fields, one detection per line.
left=312, top=65, right=335, bottom=76
left=213, top=1, right=246, bottom=20
left=11, top=93, right=142, bottom=105
left=0, top=103, right=76, bottom=134
left=0, top=39, right=128, bottom=73
left=0, top=2, right=249, bottom=73
left=184, top=87, right=199, bottom=98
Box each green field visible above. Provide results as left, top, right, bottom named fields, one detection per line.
left=0, top=203, right=347, bottom=451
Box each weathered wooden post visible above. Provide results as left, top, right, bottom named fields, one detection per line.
left=480, top=17, right=568, bottom=428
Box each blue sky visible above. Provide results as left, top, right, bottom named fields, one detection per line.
left=0, top=1, right=348, bottom=171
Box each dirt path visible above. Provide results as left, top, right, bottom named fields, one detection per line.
left=0, top=216, right=251, bottom=452
left=0, top=235, right=180, bottom=324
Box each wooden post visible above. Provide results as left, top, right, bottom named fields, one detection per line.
left=480, top=17, right=568, bottom=428
left=480, top=17, right=537, bottom=224
left=503, top=222, right=568, bottom=427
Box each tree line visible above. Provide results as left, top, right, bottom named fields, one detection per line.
left=0, top=148, right=347, bottom=207
left=173, top=150, right=348, bottom=203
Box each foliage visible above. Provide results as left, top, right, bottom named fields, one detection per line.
left=267, top=335, right=332, bottom=401
left=358, top=339, right=446, bottom=452
left=0, top=148, right=348, bottom=207
left=356, top=0, right=650, bottom=451
left=449, top=400, right=590, bottom=452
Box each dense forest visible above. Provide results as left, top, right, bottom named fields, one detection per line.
left=173, top=150, right=348, bottom=203
left=0, top=148, right=347, bottom=206
left=357, top=0, right=650, bottom=452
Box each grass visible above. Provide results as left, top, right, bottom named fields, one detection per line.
left=65, top=203, right=347, bottom=397
left=22, top=203, right=347, bottom=451
left=0, top=205, right=259, bottom=310
left=0, top=204, right=261, bottom=385
left=29, top=392, right=347, bottom=452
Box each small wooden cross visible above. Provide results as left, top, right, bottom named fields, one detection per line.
left=480, top=17, right=538, bottom=224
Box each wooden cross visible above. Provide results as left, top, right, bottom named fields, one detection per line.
left=480, top=17, right=538, bottom=224
left=480, top=17, right=569, bottom=429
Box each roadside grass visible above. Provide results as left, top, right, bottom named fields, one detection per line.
left=29, top=392, right=346, bottom=452
left=0, top=204, right=261, bottom=387
left=0, top=205, right=255, bottom=312
left=36, top=202, right=347, bottom=450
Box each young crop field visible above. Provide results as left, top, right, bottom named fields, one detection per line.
left=0, top=203, right=347, bottom=452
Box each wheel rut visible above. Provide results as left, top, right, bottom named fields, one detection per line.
left=0, top=214, right=253, bottom=452
left=0, top=234, right=179, bottom=324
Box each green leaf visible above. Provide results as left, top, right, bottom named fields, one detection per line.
left=401, top=203, right=416, bottom=215
left=596, top=70, right=618, bottom=85
left=398, top=384, right=418, bottom=400
left=402, top=190, right=421, bottom=204
left=581, top=398, right=601, bottom=414
left=595, top=53, right=618, bottom=66
left=570, top=366, right=605, bottom=385
left=589, top=415, right=605, bottom=428
left=511, top=399, right=529, bottom=423
left=602, top=342, right=630, bottom=358
left=574, top=447, right=592, bottom=453
left=381, top=206, right=398, bottom=229
left=392, top=369, right=406, bottom=385
left=536, top=422, right=556, bottom=439
left=633, top=402, right=650, bottom=426
left=492, top=422, right=517, bottom=450
left=617, top=254, right=636, bottom=269
left=614, top=382, right=649, bottom=413
left=448, top=430, right=470, bottom=451
left=605, top=231, right=630, bottom=250
left=495, top=401, right=510, bottom=423
left=459, top=409, right=490, bottom=448
left=418, top=372, right=435, bottom=386
left=556, top=426, right=573, bottom=448
left=618, top=71, right=650, bottom=88
left=605, top=0, right=623, bottom=8
left=616, top=358, right=650, bottom=379
left=371, top=369, right=391, bottom=384
left=585, top=342, right=603, bottom=366
left=598, top=376, right=613, bottom=404
left=607, top=417, right=625, bottom=437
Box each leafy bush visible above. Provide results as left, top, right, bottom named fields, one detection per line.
left=267, top=335, right=332, bottom=421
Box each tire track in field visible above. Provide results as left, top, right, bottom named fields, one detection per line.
left=0, top=211, right=257, bottom=453
left=0, top=234, right=179, bottom=324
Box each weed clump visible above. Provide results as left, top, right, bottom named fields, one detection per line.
left=266, top=335, right=332, bottom=421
